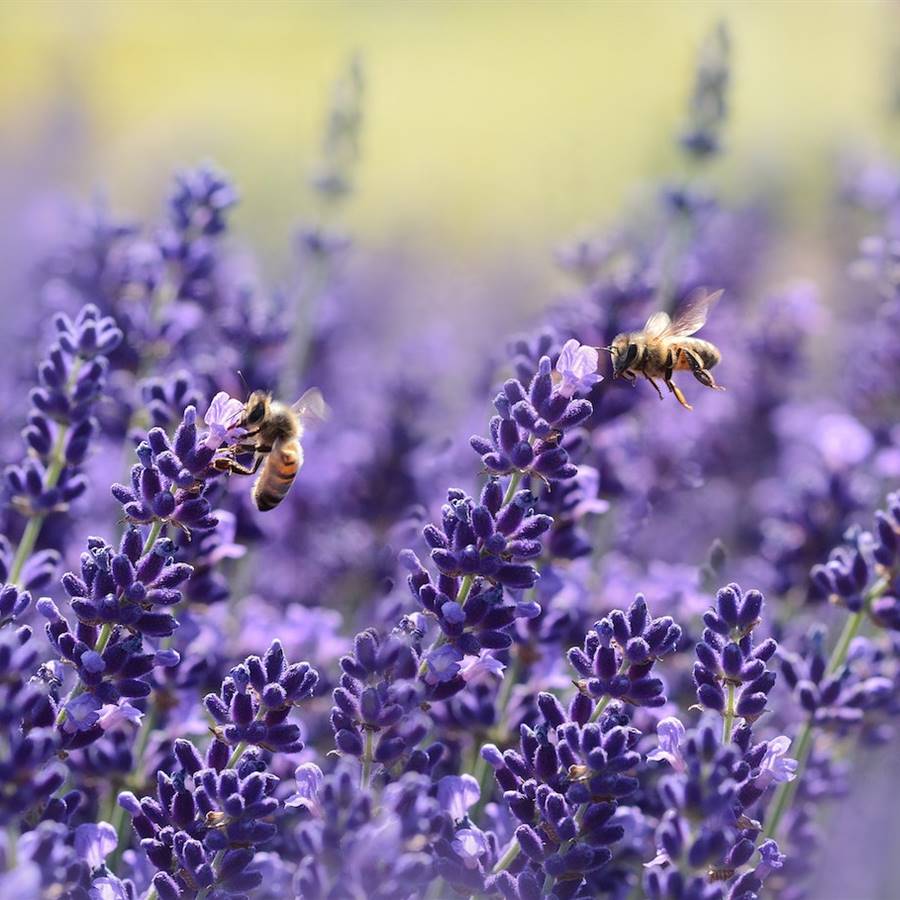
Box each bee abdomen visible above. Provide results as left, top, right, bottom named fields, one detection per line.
left=698, top=342, right=721, bottom=368
left=252, top=442, right=302, bottom=511
left=683, top=338, right=721, bottom=369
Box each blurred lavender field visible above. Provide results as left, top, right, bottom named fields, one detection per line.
left=1, top=4, right=899, bottom=900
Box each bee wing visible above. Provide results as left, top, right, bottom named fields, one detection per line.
left=642, top=311, right=672, bottom=339
left=666, top=288, right=723, bottom=337
left=291, top=387, right=329, bottom=426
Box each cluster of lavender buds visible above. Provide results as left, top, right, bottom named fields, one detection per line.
left=0, top=612, right=62, bottom=824
left=4, top=304, right=122, bottom=581
left=157, top=165, right=238, bottom=309
left=204, top=639, right=319, bottom=755
left=643, top=717, right=790, bottom=899
left=568, top=595, right=682, bottom=709
left=3, top=18, right=900, bottom=900
left=400, top=347, right=598, bottom=689
left=119, top=738, right=276, bottom=899
left=484, top=696, right=641, bottom=898
left=112, top=403, right=232, bottom=537
left=693, top=584, right=777, bottom=739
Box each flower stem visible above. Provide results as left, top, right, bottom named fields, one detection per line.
left=501, top=470, right=524, bottom=506
left=588, top=693, right=614, bottom=724
left=763, top=574, right=890, bottom=839
left=8, top=516, right=45, bottom=587
left=361, top=729, right=375, bottom=789
left=493, top=837, right=521, bottom=873
left=142, top=519, right=165, bottom=555
left=722, top=682, right=736, bottom=745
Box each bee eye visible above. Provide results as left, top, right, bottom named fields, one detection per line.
left=622, top=344, right=638, bottom=367
left=246, top=404, right=265, bottom=425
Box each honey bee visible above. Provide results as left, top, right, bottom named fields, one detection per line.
left=215, top=388, right=327, bottom=511
left=602, top=288, right=725, bottom=410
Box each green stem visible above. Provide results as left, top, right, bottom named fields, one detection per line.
left=361, top=730, right=374, bottom=789
left=762, top=717, right=815, bottom=841
left=8, top=516, right=45, bottom=587
left=5, top=823, right=17, bottom=868
left=501, top=470, right=524, bottom=506
left=106, top=700, right=160, bottom=872
left=763, top=574, right=890, bottom=840
left=142, top=519, right=165, bottom=555
left=469, top=652, right=522, bottom=818
left=493, top=837, right=521, bottom=873
left=722, top=682, right=736, bottom=745
left=588, top=693, right=614, bottom=724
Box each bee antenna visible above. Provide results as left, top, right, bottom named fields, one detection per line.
left=236, top=369, right=250, bottom=397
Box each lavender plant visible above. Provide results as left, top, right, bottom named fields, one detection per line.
left=2, top=22, right=900, bottom=900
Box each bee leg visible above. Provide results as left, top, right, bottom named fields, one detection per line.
left=684, top=349, right=725, bottom=391
left=665, top=350, right=693, bottom=410
left=217, top=460, right=257, bottom=476
left=642, top=371, right=664, bottom=400
left=621, top=370, right=637, bottom=385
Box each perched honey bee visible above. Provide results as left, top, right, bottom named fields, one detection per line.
left=215, top=388, right=327, bottom=511
left=602, top=288, right=725, bottom=410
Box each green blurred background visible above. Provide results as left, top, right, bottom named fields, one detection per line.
left=2, top=0, right=897, bottom=275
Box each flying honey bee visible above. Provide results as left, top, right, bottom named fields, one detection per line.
left=215, top=388, right=328, bottom=511
left=601, top=288, right=725, bottom=410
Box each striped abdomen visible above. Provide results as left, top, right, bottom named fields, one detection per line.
left=672, top=337, right=721, bottom=370
left=253, top=439, right=303, bottom=511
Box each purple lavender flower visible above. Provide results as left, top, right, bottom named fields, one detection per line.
left=119, top=737, right=275, bottom=899
left=204, top=640, right=318, bottom=754
left=568, top=594, right=682, bottom=708
left=693, top=584, right=777, bottom=733
left=679, top=22, right=731, bottom=159
left=4, top=304, right=122, bottom=585
left=111, top=405, right=228, bottom=537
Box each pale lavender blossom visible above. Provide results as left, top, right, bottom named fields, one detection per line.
left=75, top=822, right=118, bottom=868
left=756, top=840, right=786, bottom=879
left=459, top=651, right=505, bottom=685
left=98, top=702, right=144, bottom=731
left=286, top=763, right=324, bottom=816
left=646, top=716, right=687, bottom=773
left=203, top=390, right=246, bottom=448
left=754, top=736, right=798, bottom=788
left=90, top=876, right=130, bottom=900
left=555, top=338, right=602, bottom=398
left=424, top=644, right=463, bottom=684
left=451, top=827, right=489, bottom=869
left=62, top=694, right=102, bottom=734
left=437, top=774, right=480, bottom=822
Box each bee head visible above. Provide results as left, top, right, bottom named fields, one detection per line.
left=604, top=334, right=637, bottom=377
left=243, top=391, right=271, bottom=428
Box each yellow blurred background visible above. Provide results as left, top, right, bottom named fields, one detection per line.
left=0, top=0, right=897, bottom=271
